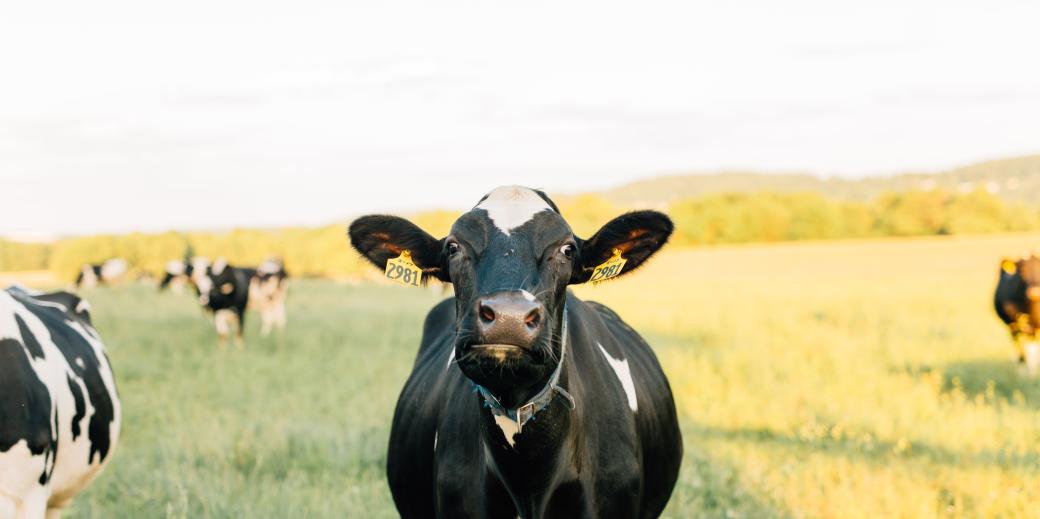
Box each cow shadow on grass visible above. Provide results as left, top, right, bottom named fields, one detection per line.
left=897, top=358, right=1040, bottom=410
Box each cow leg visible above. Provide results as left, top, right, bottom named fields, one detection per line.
left=214, top=309, right=233, bottom=348
left=275, top=299, right=286, bottom=331
left=234, top=309, right=245, bottom=349
left=13, top=488, right=47, bottom=519
left=259, top=306, right=273, bottom=337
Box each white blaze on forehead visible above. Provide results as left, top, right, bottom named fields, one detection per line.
left=597, top=342, right=638, bottom=412
left=475, top=186, right=552, bottom=235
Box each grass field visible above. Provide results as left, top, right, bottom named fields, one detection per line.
left=48, top=232, right=1040, bottom=518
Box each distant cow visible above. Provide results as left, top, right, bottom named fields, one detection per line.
left=73, top=259, right=127, bottom=289
left=158, top=260, right=189, bottom=293
left=195, top=258, right=288, bottom=346
left=995, top=254, right=1040, bottom=375
left=248, top=259, right=288, bottom=336
left=195, top=259, right=253, bottom=348
left=349, top=186, right=682, bottom=518
left=159, top=257, right=210, bottom=293
left=0, top=287, right=120, bottom=519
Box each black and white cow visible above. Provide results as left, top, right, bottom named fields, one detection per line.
left=0, top=287, right=120, bottom=519
left=73, top=259, right=127, bottom=290
left=195, top=258, right=289, bottom=346
left=349, top=186, right=682, bottom=518
left=159, top=257, right=211, bottom=293
left=195, top=259, right=254, bottom=348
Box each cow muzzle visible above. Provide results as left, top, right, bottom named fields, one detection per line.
left=473, top=291, right=544, bottom=352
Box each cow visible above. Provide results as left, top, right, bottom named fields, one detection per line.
left=195, top=258, right=289, bottom=346
left=0, top=286, right=120, bottom=519
left=159, top=257, right=210, bottom=293
left=158, top=260, right=189, bottom=293
left=994, top=253, right=1040, bottom=375
left=73, top=259, right=127, bottom=290
left=348, top=186, right=682, bottom=518
left=248, top=259, right=289, bottom=336
left=195, top=259, right=254, bottom=348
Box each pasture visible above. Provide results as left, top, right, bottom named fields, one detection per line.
left=51, top=232, right=1040, bottom=518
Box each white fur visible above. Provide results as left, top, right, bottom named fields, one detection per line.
left=475, top=186, right=551, bottom=235
left=597, top=342, right=638, bottom=412
left=493, top=415, right=520, bottom=447
left=446, top=347, right=455, bottom=369
left=520, top=290, right=536, bottom=302
left=0, top=290, right=121, bottom=519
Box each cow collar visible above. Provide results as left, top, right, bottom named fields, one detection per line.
left=471, top=304, right=576, bottom=434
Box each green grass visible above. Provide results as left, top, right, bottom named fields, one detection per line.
left=67, top=233, right=1040, bottom=518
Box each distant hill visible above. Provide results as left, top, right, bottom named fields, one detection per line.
left=596, top=155, right=1040, bottom=208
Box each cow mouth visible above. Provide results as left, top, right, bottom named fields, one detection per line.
left=471, top=343, right=527, bottom=357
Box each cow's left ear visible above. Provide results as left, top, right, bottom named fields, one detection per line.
left=349, top=215, right=450, bottom=282
left=571, top=211, right=673, bottom=284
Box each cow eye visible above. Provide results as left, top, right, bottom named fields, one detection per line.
left=559, top=244, right=575, bottom=258
left=447, top=242, right=461, bottom=256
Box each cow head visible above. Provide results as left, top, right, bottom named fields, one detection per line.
left=349, top=186, right=672, bottom=407
left=196, top=258, right=237, bottom=308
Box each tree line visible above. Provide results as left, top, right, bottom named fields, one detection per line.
left=1, top=189, right=1037, bottom=279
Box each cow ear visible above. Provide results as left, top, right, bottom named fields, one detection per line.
left=349, top=215, right=450, bottom=282
left=572, top=211, right=673, bottom=284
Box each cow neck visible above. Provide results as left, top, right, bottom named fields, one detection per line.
left=471, top=303, right=576, bottom=434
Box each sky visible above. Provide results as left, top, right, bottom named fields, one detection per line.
left=3, top=0, right=1040, bottom=238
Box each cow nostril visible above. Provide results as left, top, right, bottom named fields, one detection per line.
left=479, top=304, right=496, bottom=323
left=525, top=309, right=541, bottom=329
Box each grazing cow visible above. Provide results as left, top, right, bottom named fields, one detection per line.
left=349, top=186, right=682, bottom=518
left=0, top=287, right=120, bottom=519
left=248, top=259, right=289, bottom=336
left=994, top=254, right=1040, bottom=375
left=73, top=259, right=127, bottom=289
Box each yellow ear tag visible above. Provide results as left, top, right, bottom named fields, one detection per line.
left=1003, top=260, right=1018, bottom=275
left=385, top=250, right=423, bottom=287
left=590, top=248, right=627, bottom=284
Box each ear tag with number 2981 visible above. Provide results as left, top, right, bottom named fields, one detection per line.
left=385, top=250, right=423, bottom=287
left=590, top=248, right=627, bottom=285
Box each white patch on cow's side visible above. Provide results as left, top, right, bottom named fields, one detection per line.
left=475, top=186, right=551, bottom=235
left=597, top=342, right=638, bottom=412
left=1025, top=342, right=1040, bottom=377
left=75, top=357, right=85, bottom=369
left=75, top=298, right=91, bottom=315
left=520, top=290, right=536, bottom=302
left=494, top=415, right=520, bottom=447
left=446, top=347, right=455, bottom=369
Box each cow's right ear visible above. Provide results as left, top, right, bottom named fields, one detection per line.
left=348, top=215, right=449, bottom=282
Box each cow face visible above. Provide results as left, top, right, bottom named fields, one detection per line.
left=350, top=186, right=672, bottom=406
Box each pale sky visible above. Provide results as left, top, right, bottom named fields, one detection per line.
left=3, top=0, right=1040, bottom=237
